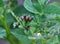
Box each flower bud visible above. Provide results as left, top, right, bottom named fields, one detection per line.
left=20, top=16, right=24, bottom=20
left=29, top=16, right=33, bottom=21
left=25, top=16, right=29, bottom=22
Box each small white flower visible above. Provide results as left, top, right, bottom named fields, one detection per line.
left=37, top=33, right=42, bottom=36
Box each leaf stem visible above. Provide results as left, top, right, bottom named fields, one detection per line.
left=10, top=10, right=19, bottom=22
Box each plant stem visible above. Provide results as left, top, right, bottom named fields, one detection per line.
left=10, top=10, right=19, bottom=22
left=2, top=16, right=15, bottom=44
left=1, top=1, right=17, bottom=44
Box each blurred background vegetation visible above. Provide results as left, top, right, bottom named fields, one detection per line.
left=0, top=0, right=60, bottom=44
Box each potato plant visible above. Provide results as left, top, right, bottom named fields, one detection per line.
left=0, top=0, right=60, bottom=44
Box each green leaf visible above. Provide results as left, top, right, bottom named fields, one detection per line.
left=33, top=3, right=42, bottom=12
left=24, top=0, right=39, bottom=14
left=38, top=0, right=49, bottom=5
left=6, top=13, right=15, bottom=25
left=11, top=28, right=26, bottom=35
left=0, top=27, right=6, bottom=38
left=46, top=14, right=57, bottom=20
left=14, top=34, right=31, bottom=44
left=11, top=29, right=31, bottom=44
left=58, top=34, right=60, bottom=43
left=46, top=35, right=59, bottom=44
left=0, top=0, right=3, bottom=7
left=50, top=2, right=60, bottom=7
left=44, top=4, right=60, bottom=14
left=48, top=23, right=60, bottom=35
left=0, top=7, right=4, bottom=15
left=30, top=27, right=36, bottom=34
left=13, top=6, right=30, bottom=15
left=0, top=15, right=4, bottom=22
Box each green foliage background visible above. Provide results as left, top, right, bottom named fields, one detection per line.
left=0, top=0, right=60, bottom=44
